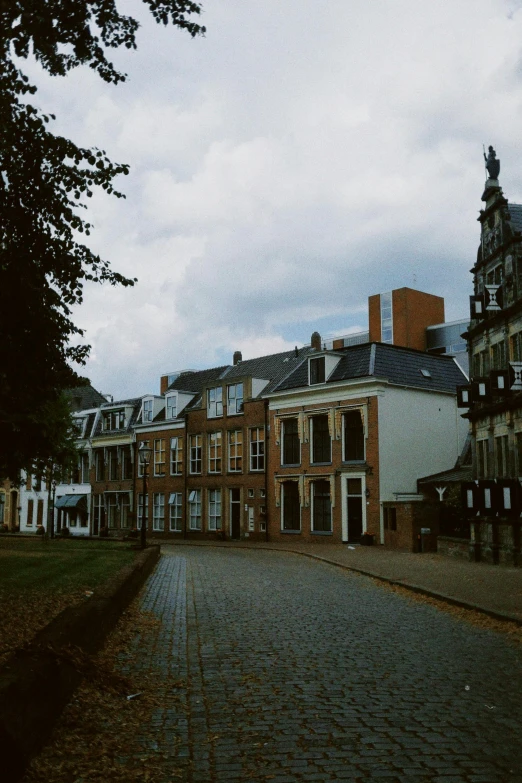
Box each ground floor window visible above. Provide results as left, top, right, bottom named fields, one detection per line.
left=208, top=489, right=222, bottom=531
left=153, top=493, right=165, bottom=531
left=188, top=489, right=202, bottom=530
left=26, top=499, right=34, bottom=526
left=168, top=493, right=182, bottom=532
left=138, top=493, right=149, bottom=530
left=282, top=481, right=300, bottom=531
left=312, top=480, right=332, bottom=532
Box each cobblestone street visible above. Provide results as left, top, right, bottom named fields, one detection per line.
left=121, top=547, right=522, bottom=782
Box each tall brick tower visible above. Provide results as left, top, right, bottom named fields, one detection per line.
left=368, top=287, right=445, bottom=351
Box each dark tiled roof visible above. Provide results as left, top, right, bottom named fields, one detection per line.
left=228, top=347, right=312, bottom=395
left=93, top=398, right=142, bottom=436
left=168, top=366, right=229, bottom=393
left=273, top=343, right=467, bottom=394
left=417, top=465, right=473, bottom=486
left=508, top=203, right=522, bottom=234
left=65, top=385, right=106, bottom=412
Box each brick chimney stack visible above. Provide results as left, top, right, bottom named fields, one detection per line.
left=233, top=351, right=242, bottom=365
left=311, top=331, right=321, bottom=351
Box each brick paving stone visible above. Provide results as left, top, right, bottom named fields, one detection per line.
left=118, top=547, right=522, bottom=782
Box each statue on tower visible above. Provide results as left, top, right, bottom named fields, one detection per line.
left=484, top=145, right=500, bottom=180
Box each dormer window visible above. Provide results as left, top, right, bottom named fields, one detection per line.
left=166, top=394, right=177, bottom=420
left=73, top=417, right=85, bottom=436
left=143, top=399, right=153, bottom=423
left=227, top=383, right=243, bottom=415
left=208, top=387, right=223, bottom=418
left=102, top=410, right=125, bottom=431
left=309, top=357, right=325, bottom=385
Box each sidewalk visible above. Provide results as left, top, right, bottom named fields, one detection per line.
left=160, top=539, right=522, bottom=625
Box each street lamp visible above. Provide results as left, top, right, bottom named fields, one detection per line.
left=138, top=442, right=152, bottom=549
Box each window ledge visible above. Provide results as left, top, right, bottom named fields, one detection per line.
left=281, top=464, right=300, bottom=468
left=311, top=530, right=333, bottom=536
left=281, top=529, right=301, bottom=534
left=310, top=462, right=332, bottom=467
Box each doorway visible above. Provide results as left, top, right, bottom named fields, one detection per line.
left=230, top=488, right=241, bottom=539
left=341, top=475, right=365, bottom=543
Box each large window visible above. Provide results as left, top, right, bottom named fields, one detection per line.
left=282, top=418, right=300, bottom=465
left=26, top=499, right=34, bottom=527
left=137, top=440, right=150, bottom=477
left=309, top=357, right=325, bottom=385
left=121, top=446, right=132, bottom=480
left=170, top=437, right=183, bottom=475
left=511, top=333, right=522, bottom=362
left=208, top=489, right=222, bottom=531
left=311, top=415, right=331, bottom=463
left=169, top=493, right=182, bottom=532
left=166, top=394, right=177, bottom=420
left=227, top=383, right=244, bottom=415
left=189, top=435, right=202, bottom=474
left=250, top=427, right=265, bottom=471
left=188, top=489, right=202, bottom=530
left=208, top=432, right=222, bottom=473
left=93, top=495, right=104, bottom=532
left=80, top=452, right=90, bottom=484
left=108, top=447, right=119, bottom=481
left=138, top=493, right=149, bottom=528
left=154, top=438, right=166, bottom=476
left=312, top=480, right=332, bottom=532
left=491, top=341, right=506, bottom=370
left=228, top=430, right=243, bottom=472
left=95, top=450, right=105, bottom=481
left=343, top=411, right=365, bottom=462
left=207, top=387, right=223, bottom=418
left=153, top=493, right=165, bottom=531
left=282, top=482, right=300, bottom=531
left=107, top=494, right=119, bottom=528
left=495, top=435, right=509, bottom=478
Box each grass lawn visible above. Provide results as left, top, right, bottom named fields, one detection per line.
left=0, top=538, right=139, bottom=663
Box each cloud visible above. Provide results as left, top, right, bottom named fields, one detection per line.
left=22, top=0, right=522, bottom=397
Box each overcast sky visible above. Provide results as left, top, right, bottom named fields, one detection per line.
left=24, top=0, right=522, bottom=399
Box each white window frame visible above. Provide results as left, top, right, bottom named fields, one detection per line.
left=165, top=393, right=177, bottom=420
left=153, top=493, right=165, bottom=531
left=227, top=383, right=244, bottom=415
left=189, top=434, right=202, bottom=474
left=249, top=427, right=265, bottom=471
left=208, top=489, right=222, bottom=531
left=228, top=430, right=243, bottom=472
left=154, top=438, right=166, bottom=477
left=169, top=493, right=182, bottom=532
left=138, top=493, right=149, bottom=527
left=207, top=387, right=223, bottom=418
left=138, top=440, right=150, bottom=477
left=188, top=489, right=202, bottom=530
left=143, top=398, right=153, bottom=423
left=208, top=431, right=222, bottom=473
left=170, top=437, right=183, bottom=475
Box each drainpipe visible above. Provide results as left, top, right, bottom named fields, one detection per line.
left=264, top=399, right=269, bottom=542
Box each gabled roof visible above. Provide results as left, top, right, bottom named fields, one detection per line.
left=167, top=366, right=229, bottom=394
left=65, top=385, right=106, bottom=412
left=272, top=342, right=467, bottom=394
left=225, top=347, right=312, bottom=394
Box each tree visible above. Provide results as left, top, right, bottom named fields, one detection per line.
left=0, top=2, right=205, bottom=479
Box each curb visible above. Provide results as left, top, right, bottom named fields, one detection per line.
left=161, top=540, right=522, bottom=627
left=0, top=545, right=161, bottom=783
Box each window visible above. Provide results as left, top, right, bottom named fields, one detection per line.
left=248, top=488, right=254, bottom=498
left=103, top=410, right=125, bottom=430
left=228, top=430, right=243, bottom=472
left=121, top=447, right=132, bottom=481
left=208, top=489, right=222, bottom=531
left=143, top=399, right=153, bottom=423
left=36, top=499, right=44, bottom=526
left=107, top=494, right=119, bottom=528
left=80, top=452, right=90, bottom=484
left=93, top=495, right=104, bottom=531
left=282, top=482, right=300, bottom=531
left=120, top=494, right=130, bottom=528
left=312, top=480, right=332, bottom=532
left=282, top=418, right=300, bottom=465
left=108, top=447, right=119, bottom=481
left=491, top=341, right=506, bottom=370
left=473, top=349, right=490, bottom=377
left=380, top=291, right=393, bottom=343
left=169, top=493, right=182, bottom=532
left=188, top=489, right=202, bottom=530
left=154, top=438, right=166, bottom=476
left=26, top=499, right=34, bottom=526
left=311, top=415, right=331, bottom=463
left=309, top=357, right=325, bottom=385
left=495, top=435, right=509, bottom=478
left=250, top=427, right=265, bottom=471
left=511, top=333, right=522, bottom=363
left=166, top=394, right=177, bottom=420
left=189, top=435, right=202, bottom=474
left=207, top=387, right=223, bottom=418
left=260, top=488, right=266, bottom=498
left=208, top=432, right=222, bottom=473
left=170, top=437, right=183, bottom=475
left=227, top=383, right=244, bottom=415
left=477, top=439, right=488, bottom=479
left=153, top=493, right=165, bottom=531
left=138, top=493, right=149, bottom=528
left=95, top=450, right=105, bottom=481
left=343, top=410, right=365, bottom=462
left=137, top=440, right=150, bottom=477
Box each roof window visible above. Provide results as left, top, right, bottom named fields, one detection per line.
left=420, top=369, right=432, bottom=378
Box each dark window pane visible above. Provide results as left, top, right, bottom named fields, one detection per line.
left=310, top=357, right=325, bottom=384
left=312, top=415, right=331, bottom=463
left=312, top=480, right=331, bottom=532
left=283, top=419, right=300, bottom=465
left=344, top=411, right=364, bottom=461
left=282, top=482, right=300, bottom=530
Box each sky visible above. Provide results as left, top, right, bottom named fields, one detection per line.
left=22, top=0, right=522, bottom=399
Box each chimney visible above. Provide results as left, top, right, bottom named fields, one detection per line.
left=311, top=331, right=321, bottom=351
left=233, top=350, right=242, bottom=365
